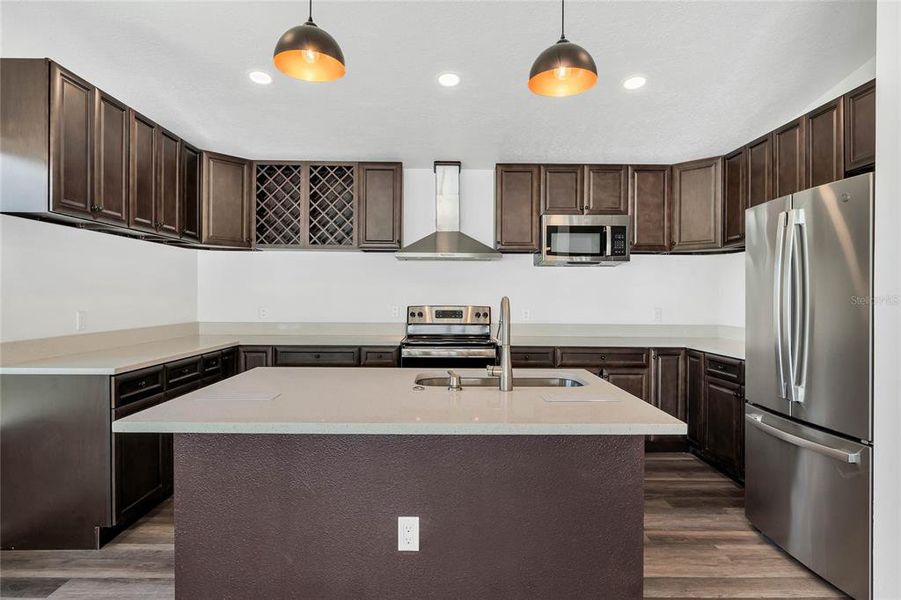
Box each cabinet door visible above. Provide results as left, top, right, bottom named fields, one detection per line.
left=652, top=349, right=685, bottom=419
left=704, top=376, right=743, bottom=474
left=541, top=164, right=583, bottom=214
left=603, top=367, right=651, bottom=402
left=746, top=133, right=773, bottom=208
left=358, top=162, right=403, bottom=250
left=843, top=79, right=876, bottom=174
left=94, top=91, right=129, bottom=225
left=773, top=118, right=806, bottom=198
left=238, top=346, right=272, bottom=372
left=50, top=63, right=94, bottom=217
left=584, top=165, right=628, bottom=215
left=129, top=111, right=157, bottom=233
left=201, top=151, right=252, bottom=248
left=686, top=350, right=705, bottom=447
left=156, top=128, right=180, bottom=237
left=113, top=392, right=167, bottom=525
left=628, top=165, right=671, bottom=252
left=722, top=148, right=746, bottom=246
left=805, top=98, right=844, bottom=188
left=671, top=157, right=723, bottom=252
left=180, top=142, right=201, bottom=241
left=495, top=165, right=540, bottom=252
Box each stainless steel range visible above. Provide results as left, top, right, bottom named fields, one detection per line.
left=400, top=305, right=498, bottom=369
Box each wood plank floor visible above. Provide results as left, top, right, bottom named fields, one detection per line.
left=1, top=453, right=848, bottom=599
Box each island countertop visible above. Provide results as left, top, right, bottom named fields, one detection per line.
left=111, top=367, right=687, bottom=436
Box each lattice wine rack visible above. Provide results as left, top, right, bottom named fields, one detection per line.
left=254, top=163, right=356, bottom=248
left=308, top=164, right=355, bottom=247
left=255, top=164, right=304, bottom=246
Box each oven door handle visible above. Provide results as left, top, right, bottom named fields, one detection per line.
left=401, top=347, right=498, bottom=358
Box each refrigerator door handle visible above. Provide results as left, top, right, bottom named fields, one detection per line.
left=745, top=413, right=861, bottom=464
left=792, top=210, right=810, bottom=404
left=773, top=211, right=788, bottom=399
left=781, top=209, right=800, bottom=403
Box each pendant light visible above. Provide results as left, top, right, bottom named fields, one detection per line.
left=273, top=0, right=345, bottom=82
left=528, top=0, right=597, bottom=97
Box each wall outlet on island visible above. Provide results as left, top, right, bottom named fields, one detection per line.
left=75, top=310, right=87, bottom=331
left=397, top=516, right=419, bottom=552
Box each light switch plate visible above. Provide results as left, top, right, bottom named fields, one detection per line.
left=397, top=516, right=419, bottom=551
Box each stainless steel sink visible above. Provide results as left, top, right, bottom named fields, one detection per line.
left=414, top=375, right=584, bottom=388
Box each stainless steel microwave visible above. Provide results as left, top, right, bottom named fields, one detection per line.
left=534, top=214, right=630, bottom=266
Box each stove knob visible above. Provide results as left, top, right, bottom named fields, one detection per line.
left=417, top=311, right=423, bottom=318
left=475, top=312, right=481, bottom=318
left=409, top=311, right=416, bottom=318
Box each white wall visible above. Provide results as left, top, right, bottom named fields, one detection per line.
left=0, top=215, right=198, bottom=342
left=873, top=2, right=901, bottom=597
left=198, top=168, right=746, bottom=327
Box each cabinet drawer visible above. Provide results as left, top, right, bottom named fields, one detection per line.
left=165, top=356, right=202, bottom=387
left=113, top=365, right=165, bottom=408
left=273, top=346, right=360, bottom=367
left=556, top=347, right=649, bottom=368
left=202, top=351, right=222, bottom=375
left=360, top=346, right=400, bottom=367
left=511, top=347, right=556, bottom=368
left=166, top=379, right=201, bottom=400
left=705, top=354, right=744, bottom=384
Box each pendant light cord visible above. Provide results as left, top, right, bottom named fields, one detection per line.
left=307, top=0, right=313, bottom=23
left=560, top=0, right=566, bottom=40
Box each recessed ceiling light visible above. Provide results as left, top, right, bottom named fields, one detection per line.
left=249, top=71, right=273, bottom=85
left=623, top=75, right=647, bottom=90
left=437, top=72, right=461, bottom=87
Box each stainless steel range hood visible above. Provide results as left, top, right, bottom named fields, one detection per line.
left=395, top=161, right=502, bottom=261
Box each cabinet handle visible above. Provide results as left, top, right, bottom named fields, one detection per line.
left=314, top=354, right=321, bottom=359
left=600, top=355, right=607, bottom=360
left=138, top=380, right=147, bottom=388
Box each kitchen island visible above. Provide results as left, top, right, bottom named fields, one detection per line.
left=114, top=366, right=685, bottom=600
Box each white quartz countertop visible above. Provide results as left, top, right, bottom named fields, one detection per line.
left=0, top=331, right=743, bottom=375
left=112, top=367, right=687, bottom=436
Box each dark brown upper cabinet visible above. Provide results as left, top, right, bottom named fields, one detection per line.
left=94, top=90, right=130, bottom=226
left=540, top=164, right=584, bottom=215
left=156, top=128, right=181, bottom=237
left=584, top=165, right=628, bottom=215
left=671, top=156, right=723, bottom=252
left=805, top=97, right=844, bottom=188
left=201, top=151, right=253, bottom=248
left=722, top=148, right=746, bottom=247
left=50, top=63, right=94, bottom=218
left=746, top=133, right=773, bottom=208
left=843, top=79, right=876, bottom=174
left=496, top=164, right=540, bottom=252
left=773, top=117, right=806, bottom=198
left=358, top=162, right=403, bottom=251
left=128, top=111, right=158, bottom=234
left=628, top=165, right=671, bottom=252
left=180, top=142, right=201, bottom=241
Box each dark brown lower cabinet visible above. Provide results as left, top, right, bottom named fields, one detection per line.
left=273, top=346, right=360, bottom=367
left=511, top=347, right=556, bottom=368
left=602, top=367, right=651, bottom=402
left=238, top=346, right=273, bottom=372
left=359, top=346, right=400, bottom=367
left=686, top=353, right=745, bottom=482
left=647, top=349, right=686, bottom=449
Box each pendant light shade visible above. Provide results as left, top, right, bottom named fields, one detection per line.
left=274, top=1, right=345, bottom=82
left=528, top=0, right=597, bottom=97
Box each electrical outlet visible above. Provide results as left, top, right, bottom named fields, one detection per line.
left=391, top=305, right=400, bottom=318
left=257, top=307, right=269, bottom=320
left=397, top=516, right=419, bottom=552
left=521, top=308, right=531, bottom=321
left=653, top=307, right=663, bottom=323
left=75, top=310, right=87, bottom=332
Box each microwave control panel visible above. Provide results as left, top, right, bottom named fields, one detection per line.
left=610, top=226, right=628, bottom=256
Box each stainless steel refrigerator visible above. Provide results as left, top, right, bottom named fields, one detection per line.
left=745, top=173, right=872, bottom=600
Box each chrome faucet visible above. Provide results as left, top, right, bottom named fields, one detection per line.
left=487, top=296, right=513, bottom=391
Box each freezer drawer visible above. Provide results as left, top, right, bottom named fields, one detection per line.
left=745, top=405, right=871, bottom=600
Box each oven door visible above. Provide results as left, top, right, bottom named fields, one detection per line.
left=400, top=347, right=498, bottom=369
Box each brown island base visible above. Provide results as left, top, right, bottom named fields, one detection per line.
left=113, top=367, right=686, bottom=599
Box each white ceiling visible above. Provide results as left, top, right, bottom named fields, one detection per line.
left=1, top=1, right=876, bottom=168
